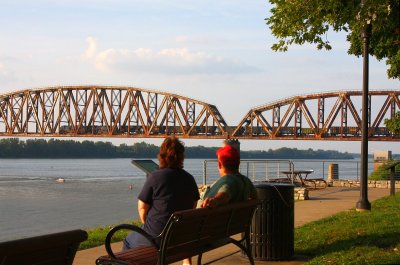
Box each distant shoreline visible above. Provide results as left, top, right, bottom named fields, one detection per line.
left=0, top=138, right=355, bottom=159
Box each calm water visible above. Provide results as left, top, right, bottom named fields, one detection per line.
left=0, top=158, right=372, bottom=242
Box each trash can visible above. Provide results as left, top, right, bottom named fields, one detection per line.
left=248, top=182, right=294, bottom=260
left=327, top=163, right=339, bottom=186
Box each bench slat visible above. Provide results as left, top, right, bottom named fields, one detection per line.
left=164, top=216, right=206, bottom=246
left=115, top=246, right=157, bottom=265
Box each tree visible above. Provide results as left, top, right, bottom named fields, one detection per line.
left=266, top=0, right=400, bottom=79
left=384, top=111, right=400, bottom=133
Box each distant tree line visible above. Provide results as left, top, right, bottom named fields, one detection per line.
left=0, top=138, right=354, bottom=159
left=241, top=147, right=353, bottom=160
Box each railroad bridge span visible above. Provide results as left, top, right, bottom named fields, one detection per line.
left=0, top=86, right=399, bottom=141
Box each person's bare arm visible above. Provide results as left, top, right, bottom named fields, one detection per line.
left=201, top=192, right=230, bottom=208
left=138, top=199, right=151, bottom=223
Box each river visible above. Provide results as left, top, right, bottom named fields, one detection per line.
left=0, top=158, right=372, bottom=242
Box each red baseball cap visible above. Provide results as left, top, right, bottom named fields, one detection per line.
left=216, top=145, right=240, bottom=165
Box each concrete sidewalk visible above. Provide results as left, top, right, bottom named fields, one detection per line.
left=73, top=187, right=396, bottom=265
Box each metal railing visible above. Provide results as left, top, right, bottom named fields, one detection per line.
left=202, top=159, right=293, bottom=185
left=202, top=159, right=374, bottom=185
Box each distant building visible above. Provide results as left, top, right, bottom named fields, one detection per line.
left=373, top=150, right=392, bottom=170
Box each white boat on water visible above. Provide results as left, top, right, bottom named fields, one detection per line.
left=56, top=178, right=66, bottom=183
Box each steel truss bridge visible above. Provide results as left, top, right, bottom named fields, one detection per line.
left=0, top=86, right=399, bottom=141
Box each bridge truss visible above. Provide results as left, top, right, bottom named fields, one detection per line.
left=232, top=90, right=400, bottom=141
left=1, top=88, right=400, bottom=141
left=0, top=86, right=228, bottom=138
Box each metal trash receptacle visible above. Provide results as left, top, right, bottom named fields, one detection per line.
left=249, top=182, right=294, bottom=260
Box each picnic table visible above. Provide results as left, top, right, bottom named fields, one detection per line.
left=281, top=169, right=326, bottom=189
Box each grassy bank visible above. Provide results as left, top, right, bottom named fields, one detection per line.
left=295, top=192, right=400, bottom=264
left=81, top=193, right=400, bottom=264
left=79, top=220, right=141, bottom=250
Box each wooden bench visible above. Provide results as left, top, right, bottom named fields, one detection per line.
left=0, top=229, right=88, bottom=265
left=96, top=199, right=260, bottom=265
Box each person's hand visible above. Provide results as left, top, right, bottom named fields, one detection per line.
left=201, top=192, right=229, bottom=208
left=201, top=197, right=217, bottom=208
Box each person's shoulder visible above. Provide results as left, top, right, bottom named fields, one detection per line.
left=148, top=168, right=169, bottom=179
left=226, top=173, right=247, bottom=180
left=236, top=174, right=255, bottom=186
left=220, top=174, right=238, bottom=184
left=238, top=173, right=251, bottom=180
left=150, top=168, right=193, bottom=178
left=180, top=168, right=195, bottom=177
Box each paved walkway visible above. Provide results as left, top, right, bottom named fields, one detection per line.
left=73, top=187, right=396, bottom=265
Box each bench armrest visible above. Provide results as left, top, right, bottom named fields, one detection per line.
left=105, top=224, right=158, bottom=259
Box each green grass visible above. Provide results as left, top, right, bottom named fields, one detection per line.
left=79, top=220, right=141, bottom=250
left=369, top=160, right=400, bottom=180
left=295, top=192, right=400, bottom=264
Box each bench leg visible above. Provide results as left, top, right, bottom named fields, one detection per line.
left=231, top=241, right=255, bottom=265
left=197, top=253, right=203, bottom=265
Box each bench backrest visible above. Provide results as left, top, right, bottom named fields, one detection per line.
left=159, top=199, right=260, bottom=260
left=0, top=229, right=88, bottom=265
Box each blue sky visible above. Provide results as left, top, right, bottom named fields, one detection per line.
left=1, top=0, right=399, bottom=153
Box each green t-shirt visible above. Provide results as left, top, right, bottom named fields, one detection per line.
left=203, top=173, right=257, bottom=202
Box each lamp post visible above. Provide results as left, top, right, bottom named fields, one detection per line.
left=356, top=0, right=371, bottom=211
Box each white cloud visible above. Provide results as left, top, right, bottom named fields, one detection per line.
left=84, top=38, right=257, bottom=75
left=83, top=37, right=98, bottom=59
left=158, top=48, right=215, bottom=64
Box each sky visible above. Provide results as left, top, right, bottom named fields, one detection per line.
left=0, top=0, right=399, bottom=153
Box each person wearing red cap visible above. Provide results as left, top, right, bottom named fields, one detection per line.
left=201, top=145, right=257, bottom=208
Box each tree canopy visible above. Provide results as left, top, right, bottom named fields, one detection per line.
left=385, top=111, right=400, bottom=133
left=266, top=0, right=400, bottom=79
